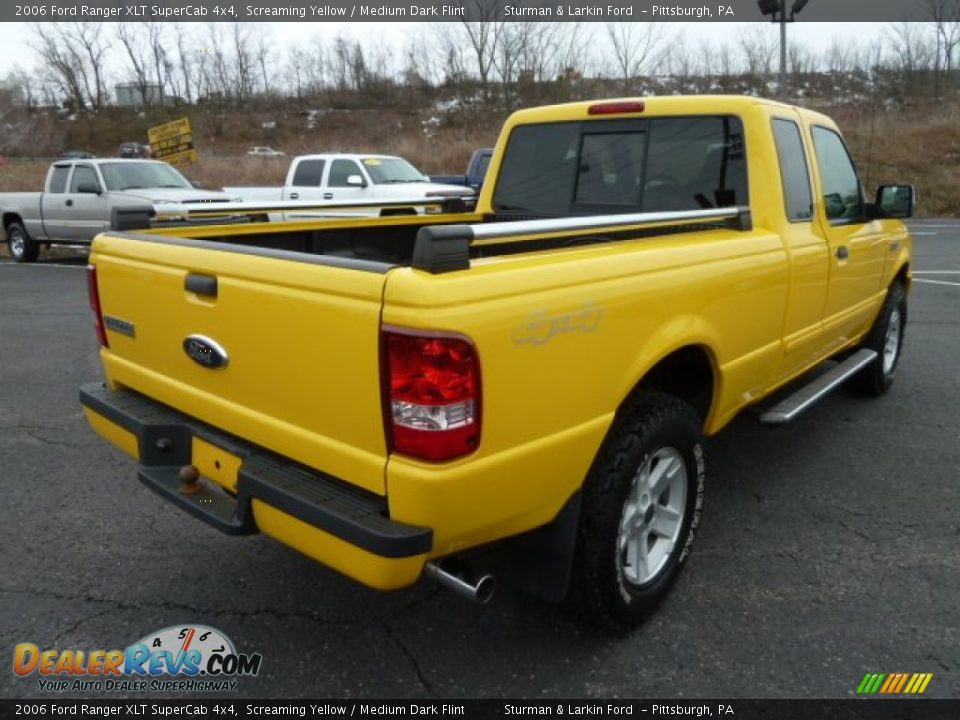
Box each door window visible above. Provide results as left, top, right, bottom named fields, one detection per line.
left=291, top=159, right=325, bottom=187
left=811, top=126, right=863, bottom=222
left=69, top=165, right=99, bottom=193
left=328, top=160, right=363, bottom=188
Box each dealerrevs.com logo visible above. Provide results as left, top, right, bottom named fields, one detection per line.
left=13, top=625, right=262, bottom=693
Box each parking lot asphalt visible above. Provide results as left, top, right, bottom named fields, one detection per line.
left=0, top=223, right=957, bottom=701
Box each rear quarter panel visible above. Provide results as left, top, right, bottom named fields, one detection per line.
left=382, top=227, right=789, bottom=553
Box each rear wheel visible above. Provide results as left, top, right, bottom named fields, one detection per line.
left=848, top=281, right=906, bottom=396
left=6, top=221, right=39, bottom=263
left=568, top=391, right=705, bottom=631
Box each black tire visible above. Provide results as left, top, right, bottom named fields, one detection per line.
left=568, top=390, right=705, bottom=631
left=6, top=221, right=40, bottom=263
left=847, top=281, right=907, bottom=396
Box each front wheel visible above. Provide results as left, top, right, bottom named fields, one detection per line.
left=848, top=281, right=907, bottom=396
left=568, top=391, right=705, bottom=631
left=6, top=221, right=40, bottom=263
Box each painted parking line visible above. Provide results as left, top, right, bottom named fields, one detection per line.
left=915, top=279, right=960, bottom=287
left=0, top=263, right=86, bottom=269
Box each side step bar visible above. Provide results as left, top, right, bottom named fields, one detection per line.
left=759, top=349, right=878, bottom=425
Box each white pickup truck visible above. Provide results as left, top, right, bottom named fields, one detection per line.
left=225, top=153, right=473, bottom=221
left=0, top=159, right=240, bottom=262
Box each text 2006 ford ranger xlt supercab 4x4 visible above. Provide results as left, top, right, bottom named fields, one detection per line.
left=80, top=97, right=914, bottom=630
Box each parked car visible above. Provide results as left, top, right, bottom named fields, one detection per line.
left=247, top=146, right=285, bottom=158
left=119, top=142, right=150, bottom=159
left=0, top=158, right=243, bottom=262
left=80, top=95, right=914, bottom=630
left=225, top=153, right=473, bottom=220
left=61, top=150, right=96, bottom=160
left=429, top=149, right=493, bottom=192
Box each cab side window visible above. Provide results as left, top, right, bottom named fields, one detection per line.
left=772, top=119, right=813, bottom=222
left=48, top=166, right=70, bottom=194
left=811, top=126, right=863, bottom=222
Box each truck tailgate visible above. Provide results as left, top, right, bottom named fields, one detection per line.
left=89, top=233, right=391, bottom=495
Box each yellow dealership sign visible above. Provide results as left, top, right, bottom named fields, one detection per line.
left=148, top=118, right=198, bottom=165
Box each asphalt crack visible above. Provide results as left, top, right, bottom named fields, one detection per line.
left=50, top=608, right=116, bottom=646
left=806, top=507, right=872, bottom=542
left=381, top=620, right=436, bottom=697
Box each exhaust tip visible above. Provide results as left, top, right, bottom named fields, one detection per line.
left=474, top=574, right=496, bottom=605
left=425, top=561, right=495, bottom=605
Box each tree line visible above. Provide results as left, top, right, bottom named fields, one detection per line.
left=7, top=11, right=960, bottom=114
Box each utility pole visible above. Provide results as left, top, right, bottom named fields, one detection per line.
left=779, top=3, right=787, bottom=99
left=757, top=0, right=810, bottom=100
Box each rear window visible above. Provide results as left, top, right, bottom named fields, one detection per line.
left=48, top=166, right=69, bottom=194
left=493, top=116, right=748, bottom=216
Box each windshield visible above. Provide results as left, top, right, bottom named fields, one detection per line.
left=100, top=162, right=192, bottom=191
left=360, top=157, right=427, bottom=184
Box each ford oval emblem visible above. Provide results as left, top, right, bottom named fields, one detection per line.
left=183, top=335, right=229, bottom=369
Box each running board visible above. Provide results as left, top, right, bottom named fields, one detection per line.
left=759, top=349, right=878, bottom=426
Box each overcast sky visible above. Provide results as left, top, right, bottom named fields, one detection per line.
left=0, top=21, right=890, bottom=78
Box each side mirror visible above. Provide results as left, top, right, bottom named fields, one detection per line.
left=823, top=192, right=846, bottom=220
left=346, top=174, right=366, bottom=188
left=875, top=185, right=915, bottom=218
left=190, top=180, right=206, bottom=189
left=77, top=182, right=101, bottom=195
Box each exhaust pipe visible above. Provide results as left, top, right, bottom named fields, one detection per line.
left=425, top=561, right=495, bottom=605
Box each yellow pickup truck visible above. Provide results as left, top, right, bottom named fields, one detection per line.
left=80, top=96, right=913, bottom=630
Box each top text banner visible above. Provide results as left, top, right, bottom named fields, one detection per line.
left=2, top=0, right=941, bottom=23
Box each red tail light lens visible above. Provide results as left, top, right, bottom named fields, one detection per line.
left=383, top=329, right=481, bottom=461
left=588, top=101, right=646, bottom=115
left=86, top=264, right=108, bottom=348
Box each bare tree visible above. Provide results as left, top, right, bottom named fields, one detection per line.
left=736, top=26, right=777, bottom=94
left=231, top=22, right=254, bottom=100
left=116, top=25, right=153, bottom=107
left=31, top=23, right=110, bottom=110
left=886, top=21, right=937, bottom=97
left=604, top=23, right=664, bottom=94
left=173, top=25, right=195, bottom=104
left=927, top=0, right=960, bottom=95
left=456, top=0, right=503, bottom=102
left=146, top=24, right=170, bottom=102
left=254, top=33, right=273, bottom=97
left=402, top=30, right=442, bottom=89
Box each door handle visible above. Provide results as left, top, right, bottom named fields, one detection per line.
left=65, top=199, right=73, bottom=207
left=185, top=273, right=218, bottom=298
left=288, top=192, right=299, bottom=199
left=323, top=193, right=333, bottom=200
left=836, top=246, right=849, bottom=260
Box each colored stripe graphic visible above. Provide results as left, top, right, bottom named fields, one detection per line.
left=856, top=672, right=932, bottom=694
left=893, top=673, right=909, bottom=693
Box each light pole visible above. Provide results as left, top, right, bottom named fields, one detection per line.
left=757, top=0, right=810, bottom=99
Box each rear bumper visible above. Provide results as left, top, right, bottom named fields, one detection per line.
left=79, top=383, right=432, bottom=589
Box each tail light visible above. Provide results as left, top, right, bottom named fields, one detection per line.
left=588, top=100, right=646, bottom=115
left=382, top=328, right=481, bottom=462
left=86, top=264, right=108, bottom=348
